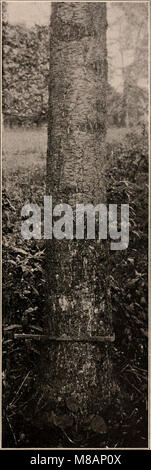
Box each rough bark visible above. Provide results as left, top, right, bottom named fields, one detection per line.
left=45, top=2, right=115, bottom=428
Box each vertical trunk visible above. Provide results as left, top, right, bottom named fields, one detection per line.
left=125, top=107, right=129, bottom=128
left=45, top=2, right=115, bottom=428
left=123, top=76, right=129, bottom=129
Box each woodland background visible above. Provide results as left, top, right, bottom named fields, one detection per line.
left=2, top=2, right=149, bottom=448
left=2, top=2, right=148, bottom=128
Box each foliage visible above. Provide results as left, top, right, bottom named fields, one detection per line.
left=2, top=128, right=148, bottom=447
left=3, top=21, right=49, bottom=126
left=2, top=2, right=148, bottom=128
left=106, top=130, right=148, bottom=446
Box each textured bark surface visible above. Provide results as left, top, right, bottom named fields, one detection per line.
left=45, top=2, right=115, bottom=425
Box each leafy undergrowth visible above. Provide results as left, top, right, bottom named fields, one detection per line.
left=2, top=130, right=148, bottom=448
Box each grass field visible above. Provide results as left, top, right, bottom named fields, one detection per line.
left=2, top=127, right=47, bottom=173
left=2, top=126, right=130, bottom=173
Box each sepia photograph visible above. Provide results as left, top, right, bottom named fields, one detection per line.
left=1, top=0, right=149, bottom=452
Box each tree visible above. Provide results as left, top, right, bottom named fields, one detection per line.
left=45, top=2, right=115, bottom=431
left=2, top=1, right=8, bottom=116
left=108, top=2, right=148, bottom=128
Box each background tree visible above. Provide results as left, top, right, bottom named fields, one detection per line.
left=108, top=2, right=148, bottom=127
left=2, top=1, right=8, bottom=116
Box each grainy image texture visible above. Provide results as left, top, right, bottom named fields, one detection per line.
left=2, top=1, right=148, bottom=448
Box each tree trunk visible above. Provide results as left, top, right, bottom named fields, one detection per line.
left=123, top=77, right=129, bottom=128
left=45, top=2, right=115, bottom=429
